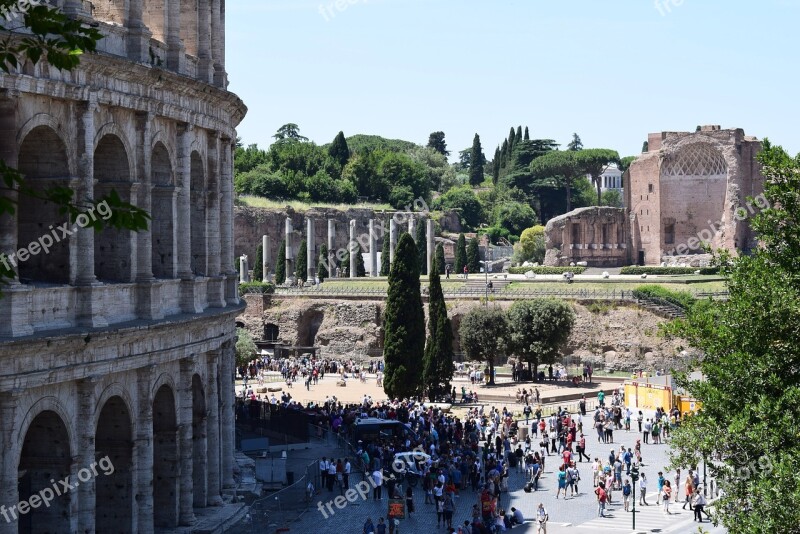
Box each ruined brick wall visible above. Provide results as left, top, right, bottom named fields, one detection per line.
left=543, top=207, right=628, bottom=267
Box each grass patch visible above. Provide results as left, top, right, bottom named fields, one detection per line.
left=237, top=195, right=393, bottom=212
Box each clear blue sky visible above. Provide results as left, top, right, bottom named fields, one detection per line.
left=226, top=0, right=800, bottom=159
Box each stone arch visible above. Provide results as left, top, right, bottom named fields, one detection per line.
left=180, top=0, right=199, bottom=57
left=94, top=133, right=135, bottom=282
left=17, top=124, right=72, bottom=284
left=142, top=0, right=167, bottom=42
left=151, top=141, right=177, bottom=278
left=95, top=395, right=134, bottom=533
left=191, top=373, right=207, bottom=507
left=190, top=150, right=207, bottom=275
left=153, top=384, right=179, bottom=528
left=17, top=410, right=72, bottom=533
left=264, top=323, right=279, bottom=341
left=93, top=0, right=128, bottom=26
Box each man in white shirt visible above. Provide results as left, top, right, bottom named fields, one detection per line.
left=343, top=458, right=351, bottom=489
left=371, top=469, right=383, bottom=500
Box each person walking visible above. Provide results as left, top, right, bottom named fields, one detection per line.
left=536, top=503, right=549, bottom=534
left=556, top=466, right=567, bottom=499
left=683, top=474, right=695, bottom=510
left=443, top=491, right=455, bottom=529
left=693, top=489, right=707, bottom=522
left=639, top=473, right=649, bottom=506
left=405, top=485, right=414, bottom=517
left=372, top=468, right=383, bottom=500
left=463, top=265, right=468, bottom=279
left=622, top=479, right=632, bottom=512
left=662, top=480, right=672, bottom=514
left=595, top=483, right=607, bottom=517
left=656, top=471, right=664, bottom=505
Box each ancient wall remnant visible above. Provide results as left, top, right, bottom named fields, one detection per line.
left=543, top=207, right=628, bottom=267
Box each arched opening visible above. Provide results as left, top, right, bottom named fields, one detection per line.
left=192, top=374, right=207, bottom=507
left=142, top=0, right=167, bottom=42
left=180, top=0, right=199, bottom=57
left=297, top=309, right=324, bottom=346
left=17, top=126, right=72, bottom=285
left=151, top=142, right=176, bottom=278
left=264, top=323, right=279, bottom=342
left=94, top=134, right=134, bottom=282
left=190, top=151, right=207, bottom=276
left=153, top=385, right=179, bottom=528
left=93, top=0, right=127, bottom=26
left=18, top=411, right=71, bottom=533
left=95, top=396, right=134, bottom=533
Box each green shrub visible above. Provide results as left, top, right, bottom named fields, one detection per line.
left=507, top=266, right=587, bottom=275
left=238, top=281, right=275, bottom=296
left=632, top=285, right=696, bottom=310
left=620, top=266, right=720, bottom=275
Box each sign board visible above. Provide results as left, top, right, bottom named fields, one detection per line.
left=388, top=498, right=406, bottom=519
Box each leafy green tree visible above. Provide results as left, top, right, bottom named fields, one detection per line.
left=328, top=131, right=350, bottom=169
left=492, top=147, right=501, bottom=184
left=529, top=150, right=581, bottom=212
left=567, top=133, right=583, bottom=151
left=383, top=234, right=425, bottom=399
left=273, top=123, right=308, bottom=142
left=435, top=243, right=446, bottom=275
left=507, top=299, right=575, bottom=374
left=275, top=239, right=286, bottom=284
left=513, top=225, right=546, bottom=264
left=492, top=201, right=537, bottom=237
left=407, top=146, right=451, bottom=192
left=415, top=220, right=428, bottom=275
left=234, top=144, right=269, bottom=175
left=467, top=237, right=480, bottom=273
left=460, top=306, right=510, bottom=385
left=426, top=131, right=449, bottom=156
left=342, top=243, right=366, bottom=277
left=434, top=186, right=483, bottom=229
left=600, top=189, right=624, bottom=208
left=618, top=155, right=636, bottom=172
left=469, top=134, right=485, bottom=186
left=235, top=328, right=258, bottom=367
left=380, top=229, right=391, bottom=276
left=389, top=185, right=415, bottom=210
left=508, top=127, right=517, bottom=153
left=666, top=140, right=800, bottom=533
left=422, top=253, right=455, bottom=400
left=576, top=148, right=621, bottom=204
left=454, top=234, right=467, bottom=275
left=515, top=126, right=523, bottom=144
left=253, top=243, right=264, bottom=281
left=318, top=244, right=329, bottom=282
left=295, top=239, right=307, bottom=281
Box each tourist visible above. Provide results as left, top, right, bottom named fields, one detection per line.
left=443, top=491, right=455, bottom=529
left=405, top=484, right=414, bottom=517
left=372, top=468, right=383, bottom=500
left=555, top=465, right=567, bottom=499
left=622, top=479, right=632, bottom=511
left=656, top=471, right=664, bottom=504
left=683, top=473, right=695, bottom=510
left=536, top=503, right=549, bottom=534
left=510, top=507, right=524, bottom=526
left=363, top=517, right=375, bottom=534
left=463, top=265, right=468, bottom=279
left=662, top=480, right=672, bottom=514
left=693, top=489, right=707, bottom=522
left=375, top=517, right=386, bottom=534
left=595, top=482, right=607, bottom=517
left=639, top=473, right=649, bottom=505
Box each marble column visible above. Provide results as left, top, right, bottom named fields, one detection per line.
left=306, top=217, right=315, bottom=282
left=220, top=342, right=235, bottom=489
left=239, top=255, right=248, bottom=283
left=134, top=112, right=154, bottom=283
left=76, top=378, right=97, bottom=533
left=127, top=0, right=151, bottom=62
left=206, top=135, right=221, bottom=278
left=136, top=365, right=156, bottom=534
left=407, top=213, right=415, bottom=237
left=177, top=124, right=192, bottom=279
left=349, top=220, right=357, bottom=278
left=0, top=392, right=20, bottom=534
left=327, top=219, right=336, bottom=278
left=261, top=235, right=270, bottom=282
left=285, top=218, right=295, bottom=284
left=369, top=219, right=378, bottom=277
left=197, top=0, right=213, bottom=83
left=427, top=218, right=435, bottom=275
left=211, top=0, right=226, bottom=87
left=179, top=358, right=196, bottom=526
left=389, top=218, right=398, bottom=269
left=206, top=351, right=223, bottom=505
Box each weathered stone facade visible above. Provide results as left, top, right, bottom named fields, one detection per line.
left=626, top=126, right=764, bottom=266
left=0, top=1, right=245, bottom=532
left=543, top=207, right=628, bottom=267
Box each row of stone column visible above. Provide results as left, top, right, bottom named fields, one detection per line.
left=246, top=215, right=436, bottom=283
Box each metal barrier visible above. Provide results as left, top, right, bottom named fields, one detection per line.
left=246, top=458, right=321, bottom=533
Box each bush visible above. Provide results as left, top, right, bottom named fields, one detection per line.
left=631, top=285, right=696, bottom=310
left=620, top=266, right=720, bottom=275
left=507, top=266, right=587, bottom=275
left=238, top=281, right=275, bottom=296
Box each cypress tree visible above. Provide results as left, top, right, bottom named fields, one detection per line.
left=380, top=228, right=391, bottom=276
left=415, top=221, right=427, bottom=275
left=295, top=239, right=307, bottom=281
left=492, top=147, right=500, bottom=183
left=524, top=126, right=530, bottom=141
left=469, top=134, right=485, bottom=186
left=500, top=139, right=509, bottom=169
left=467, top=237, right=480, bottom=273
left=508, top=127, right=516, bottom=153
left=253, top=243, right=264, bottom=281
left=383, top=233, right=425, bottom=399
left=318, top=244, right=329, bottom=282
left=454, top=234, right=467, bottom=275
left=435, top=243, right=446, bottom=275
left=275, top=238, right=286, bottom=284
left=515, top=125, right=523, bottom=144
left=423, top=253, right=455, bottom=400
left=342, top=244, right=366, bottom=277
left=328, top=131, right=350, bottom=169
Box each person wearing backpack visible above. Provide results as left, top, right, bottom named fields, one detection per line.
left=622, top=479, right=632, bottom=512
